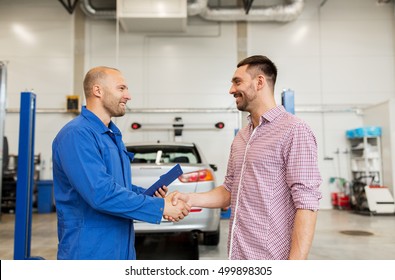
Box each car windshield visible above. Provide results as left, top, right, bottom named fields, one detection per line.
left=127, top=145, right=201, bottom=164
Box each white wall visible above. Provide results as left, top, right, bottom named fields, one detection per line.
left=0, top=0, right=75, bottom=179
left=1, top=0, right=394, bottom=209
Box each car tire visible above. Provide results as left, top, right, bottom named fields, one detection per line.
left=203, top=225, right=220, bottom=246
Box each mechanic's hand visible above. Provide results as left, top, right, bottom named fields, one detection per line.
left=154, top=185, right=168, bottom=198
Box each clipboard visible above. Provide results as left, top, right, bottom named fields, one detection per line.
left=143, top=164, right=184, bottom=196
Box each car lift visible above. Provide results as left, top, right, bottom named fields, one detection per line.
left=0, top=61, right=7, bottom=218
left=13, top=91, right=44, bottom=259
left=282, top=89, right=295, bottom=114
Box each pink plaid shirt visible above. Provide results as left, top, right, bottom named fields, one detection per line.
left=223, top=106, right=322, bottom=260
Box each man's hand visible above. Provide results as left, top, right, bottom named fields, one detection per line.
left=163, top=192, right=191, bottom=222
left=170, top=191, right=192, bottom=206
left=154, top=186, right=168, bottom=198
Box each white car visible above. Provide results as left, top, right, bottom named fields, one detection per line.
left=126, top=141, right=221, bottom=246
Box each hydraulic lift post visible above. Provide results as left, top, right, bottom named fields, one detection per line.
left=13, top=91, right=43, bottom=260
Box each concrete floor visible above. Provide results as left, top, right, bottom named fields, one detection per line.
left=0, top=209, right=394, bottom=260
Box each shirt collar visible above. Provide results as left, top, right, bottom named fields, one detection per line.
left=247, top=105, right=286, bottom=127
left=80, top=106, right=121, bottom=135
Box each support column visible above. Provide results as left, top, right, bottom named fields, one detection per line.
left=0, top=62, right=7, bottom=217
left=73, top=6, right=86, bottom=105
left=13, top=92, right=42, bottom=260
left=236, top=18, right=248, bottom=127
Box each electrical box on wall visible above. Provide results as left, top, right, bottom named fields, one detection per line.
left=66, top=95, right=80, bottom=113
left=116, top=0, right=187, bottom=32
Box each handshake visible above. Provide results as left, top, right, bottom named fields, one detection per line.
left=155, top=187, right=191, bottom=222
left=164, top=191, right=192, bottom=222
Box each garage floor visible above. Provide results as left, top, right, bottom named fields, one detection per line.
left=0, top=210, right=394, bottom=260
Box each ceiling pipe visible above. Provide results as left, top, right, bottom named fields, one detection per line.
left=80, top=0, right=305, bottom=22
left=80, top=0, right=115, bottom=19
left=197, top=0, right=305, bottom=22
left=188, top=0, right=208, bottom=16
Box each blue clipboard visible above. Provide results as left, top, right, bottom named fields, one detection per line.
left=143, top=164, right=184, bottom=196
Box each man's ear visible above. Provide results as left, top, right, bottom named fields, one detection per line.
left=256, top=74, right=265, bottom=91
left=92, top=85, right=101, bottom=98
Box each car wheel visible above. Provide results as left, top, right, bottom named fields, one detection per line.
left=203, top=225, right=220, bottom=246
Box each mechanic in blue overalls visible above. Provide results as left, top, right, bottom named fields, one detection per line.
left=52, top=66, right=190, bottom=260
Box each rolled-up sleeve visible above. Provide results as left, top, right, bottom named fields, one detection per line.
left=283, top=122, right=322, bottom=210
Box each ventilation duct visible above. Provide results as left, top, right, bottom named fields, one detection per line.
left=189, top=0, right=305, bottom=22
left=80, top=0, right=305, bottom=30
left=80, top=0, right=116, bottom=19
left=116, top=0, right=187, bottom=32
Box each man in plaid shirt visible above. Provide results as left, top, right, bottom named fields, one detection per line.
left=172, top=55, right=322, bottom=259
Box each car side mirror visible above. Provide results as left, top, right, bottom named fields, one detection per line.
left=209, top=164, right=217, bottom=172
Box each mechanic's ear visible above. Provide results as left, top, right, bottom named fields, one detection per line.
left=92, top=85, right=102, bottom=98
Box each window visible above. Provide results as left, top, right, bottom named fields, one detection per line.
left=127, top=145, right=201, bottom=164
